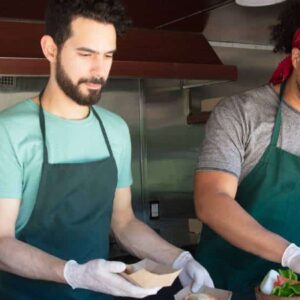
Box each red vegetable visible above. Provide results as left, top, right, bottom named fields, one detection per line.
left=274, top=275, right=300, bottom=287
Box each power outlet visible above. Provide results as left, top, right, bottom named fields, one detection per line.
left=149, top=201, right=160, bottom=219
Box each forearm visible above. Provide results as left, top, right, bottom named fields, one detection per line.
left=197, top=192, right=289, bottom=263
left=114, top=217, right=182, bottom=266
left=0, top=236, right=66, bottom=283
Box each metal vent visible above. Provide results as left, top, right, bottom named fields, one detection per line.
left=0, top=76, right=16, bottom=87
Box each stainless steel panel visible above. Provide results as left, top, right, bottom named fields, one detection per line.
left=142, top=79, right=205, bottom=246
left=190, top=46, right=284, bottom=105
left=203, top=2, right=285, bottom=45
left=100, top=78, right=144, bottom=219
left=0, top=77, right=47, bottom=110
left=144, top=80, right=204, bottom=199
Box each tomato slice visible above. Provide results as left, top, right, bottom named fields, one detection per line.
left=274, top=275, right=300, bottom=287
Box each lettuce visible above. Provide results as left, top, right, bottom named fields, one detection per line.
left=271, top=269, right=300, bottom=297
left=278, top=269, right=298, bottom=281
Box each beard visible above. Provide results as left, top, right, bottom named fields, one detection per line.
left=55, top=53, right=106, bottom=106
left=297, top=78, right=300, bottom=94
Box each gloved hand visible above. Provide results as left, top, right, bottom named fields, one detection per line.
left=64, top=259, right=160, bottom=298
left=282, top=243, right=300, bottom=273
left=172, top=251, right=214, bottom=293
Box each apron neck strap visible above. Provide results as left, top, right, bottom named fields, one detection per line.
left=91, top=107, right=114, bottom=158
left=270, top=81, right=287, bottom=146
left=38, top=91, right=114, bottom=162
left=38, top=89, right=49, bottom=162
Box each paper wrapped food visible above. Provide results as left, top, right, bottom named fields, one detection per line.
left=256, top=269, right=300, bottom=299
left=184, top=293, right=217, bottom=300
left=121, top=259, right=181, bottom=289
left=174, top=285, right=232, bottom=300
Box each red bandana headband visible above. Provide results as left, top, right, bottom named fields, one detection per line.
left=270, top=27, right=300, bottom=85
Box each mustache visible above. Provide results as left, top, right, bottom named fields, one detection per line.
left=78, top=77, right=106, bottom=85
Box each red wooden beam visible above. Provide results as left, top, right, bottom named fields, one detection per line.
left=0, top=57, right=237, bottom=80
left=112, top=61, right=237, bottom=79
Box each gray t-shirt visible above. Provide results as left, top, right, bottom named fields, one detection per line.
left=197, top=84, right=300, bottom=182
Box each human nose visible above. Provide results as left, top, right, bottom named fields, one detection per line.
left=90, top=55, right=109, bottom=79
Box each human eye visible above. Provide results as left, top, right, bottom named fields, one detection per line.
left=105, top=53, right=114, bottom=59
left=78, top=52, right=92, bottom=57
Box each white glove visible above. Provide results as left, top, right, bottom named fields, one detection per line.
left=64, top=259, right=160, bottom=298
left=173, top=251, right=214, bottom=293
left=282, top=243, right=300, bottom=273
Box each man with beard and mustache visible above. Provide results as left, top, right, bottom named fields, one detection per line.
left=194, top=0, right=300, bottom=299
left=0, top=1, right=213, bottom=299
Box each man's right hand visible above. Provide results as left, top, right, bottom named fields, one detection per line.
left=63, top=259, right=160, bottom=298
left=282, top=243, right=300, bottom=273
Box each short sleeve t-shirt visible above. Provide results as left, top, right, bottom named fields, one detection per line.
left=197, top=84, right=300, bottom=182
left=0, top=99, right=133, bottom=234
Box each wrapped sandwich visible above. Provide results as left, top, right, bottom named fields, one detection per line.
left=175, top=285, right=231, bottom=300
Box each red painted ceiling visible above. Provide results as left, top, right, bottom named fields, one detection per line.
left=0, top=0, right=232, bottom=32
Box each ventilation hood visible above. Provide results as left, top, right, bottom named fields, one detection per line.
left=235, top=0, right=285, bottom=6
left=0, top=20, right=237, bottom=82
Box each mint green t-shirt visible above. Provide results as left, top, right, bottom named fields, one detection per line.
left=0, top=99, right=133, bottom=234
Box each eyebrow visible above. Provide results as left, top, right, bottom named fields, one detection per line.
left=76, top=47, right=116, bottom=54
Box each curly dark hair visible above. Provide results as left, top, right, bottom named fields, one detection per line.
left=270, top=0, right=300, bottom=54
left=45, top=0, right=131, bottom=46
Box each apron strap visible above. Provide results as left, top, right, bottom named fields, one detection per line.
left=270, top=81, right=287, bottom=147
left=38, top=89, right=49, bottom=163
left=91, top=107, right=114, bottom=158
left=38, top=91, right=114, bottom=161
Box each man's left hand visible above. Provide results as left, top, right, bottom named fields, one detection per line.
left=173, top=251, right=214, bottom=293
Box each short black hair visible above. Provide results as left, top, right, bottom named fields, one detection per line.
left=270, top=0, right=300, bottom=54
left=45, top=0, right=131, bottom=46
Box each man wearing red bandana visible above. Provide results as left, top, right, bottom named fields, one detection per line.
left=270, top=27, right=300, bottom=85
left=194, top=0, right=300, bottom=299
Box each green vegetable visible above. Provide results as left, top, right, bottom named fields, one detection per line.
left=272, top=283, right=295, bottom=297
left=271, top=269, right=300, bottom=297
left=278, top=269, right=298, bottom=281
left=290, top=285, right=300, bottom=294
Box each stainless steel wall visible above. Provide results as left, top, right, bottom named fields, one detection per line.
left=101, top=78, right=143, bottom=219
left=203, top=1, right=286, bottom=45
left=200, top=1, right=285, bottom=99
left=142, top=79, right=205, bottom=246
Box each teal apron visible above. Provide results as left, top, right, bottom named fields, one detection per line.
left=0, top=93, right=117, bottom=300
left=195, top=82, right=300, bottom=299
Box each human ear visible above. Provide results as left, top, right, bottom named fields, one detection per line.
left=291, top=48, right=300, bottom=69
left=40, top=35, right=58, bottom=63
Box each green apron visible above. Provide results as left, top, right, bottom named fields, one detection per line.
left=195, top=82, right=300, bottom=299
left=0, top=94, right=118, bottom=300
